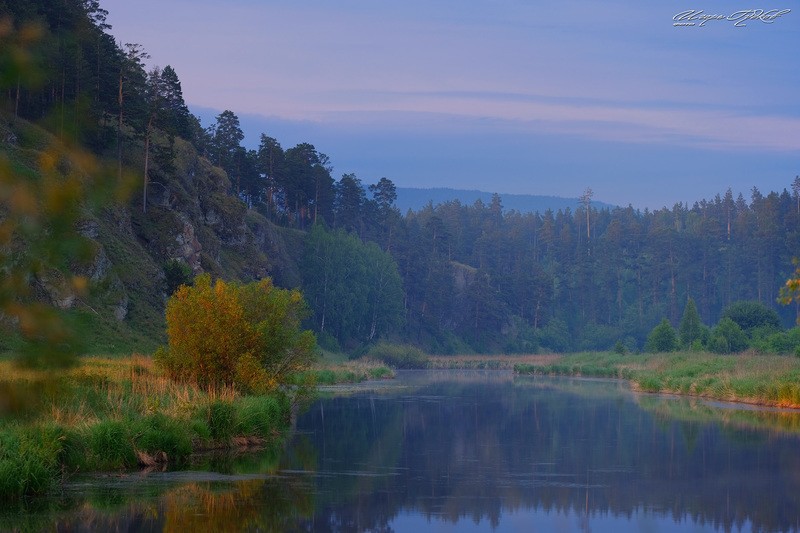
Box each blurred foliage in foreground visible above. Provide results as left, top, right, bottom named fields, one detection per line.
left=1, top=18, right=132, bottom=368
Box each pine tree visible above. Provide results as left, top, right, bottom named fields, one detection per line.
left=678, top=298, right=703, bottom=348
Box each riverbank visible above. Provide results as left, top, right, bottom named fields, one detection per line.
left=514, top=352, right=800, bottom=409
left=300, top=357, right=395, bottom=384
left=427, top=354, right=560, bottom=370
left=322, top=350, right=800, bottom=409
left=0, top=355, right=297, bottom=501
left=0, top=353, right=396, bottom=502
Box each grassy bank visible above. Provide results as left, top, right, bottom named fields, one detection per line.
left=427, top=354, right=559, bottom=370
left=0, top=355, right=294, bottom=501
left=301, top=358, right=395, bottom=384
left=514, top=352, right=800, bottom=408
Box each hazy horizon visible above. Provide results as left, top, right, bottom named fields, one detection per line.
left=102, top=0, right=799, bottom=210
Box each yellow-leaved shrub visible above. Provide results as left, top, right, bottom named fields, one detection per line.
left=155, top=274, right=316, bottom=392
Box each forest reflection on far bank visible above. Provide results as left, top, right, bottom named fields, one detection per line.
left=4, top=371, right=800, bottom=532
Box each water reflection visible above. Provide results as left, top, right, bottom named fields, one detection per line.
left=4, top=371, right=800, bottom=532
left=292, top=372, right=800, bottom=532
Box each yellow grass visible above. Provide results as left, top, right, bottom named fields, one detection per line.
left=0, top=354, right=242, bottom=425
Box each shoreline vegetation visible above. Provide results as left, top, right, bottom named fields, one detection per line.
left=328, top=347, right=800, bottom=411
left=364, top=347, right=800, bottom=410
left=512, top=351, right=800, bottom=409
left=3, top=348, right=799, bottom=504
left=0, top=345, right=800, bottom=502
left=0, top=353, right=394, bottom=503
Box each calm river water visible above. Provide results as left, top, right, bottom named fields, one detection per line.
left=5, top=370, right=800, bottom=532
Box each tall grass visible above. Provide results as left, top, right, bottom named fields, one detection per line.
left=365, top=343, right=429, bottom=369
left=514, top=351, right=800, bottom=408
left=300, top=358, right=395, bottom=385
left=0, top=355, right=293, bottom=501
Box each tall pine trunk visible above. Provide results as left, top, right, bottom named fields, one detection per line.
left=143, top=114, right=154, bottom=213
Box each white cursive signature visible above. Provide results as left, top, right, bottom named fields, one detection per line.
left=673, top=9, right=791, bottom=27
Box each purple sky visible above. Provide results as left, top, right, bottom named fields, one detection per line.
left=101, top=0, right=799, bottom=208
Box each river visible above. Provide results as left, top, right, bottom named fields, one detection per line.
left=4, top=370, right=800, bottom=532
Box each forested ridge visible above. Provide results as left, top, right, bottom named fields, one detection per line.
left=2, top=0, right=798, bottom=356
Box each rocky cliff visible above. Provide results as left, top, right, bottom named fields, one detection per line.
left=1, top=115, right=302, bottom=354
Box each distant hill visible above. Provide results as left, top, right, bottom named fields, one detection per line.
left=395, top=188, right=617, bottom=214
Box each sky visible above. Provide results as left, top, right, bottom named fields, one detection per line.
left=101, top=0, right=799, bottom=209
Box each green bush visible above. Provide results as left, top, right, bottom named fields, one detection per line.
left=752, top=327, right=800, bottom=354
left=709, top=317, right=749, bottom=354
left=721, top=301, right=782, bottom=334
left=708, top=335, right=732, bottom=354
left=365, top=342, right=430, bottom=369
left=163, top=259, right=194, bottom=296
left=645, top=319, right=678, bottom=353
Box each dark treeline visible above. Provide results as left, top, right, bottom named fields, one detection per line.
left=2, top=0, right=798, bottom=354
left=0, top=0, right=196, bottom=150
left=390, top=189, right=800, bottom=352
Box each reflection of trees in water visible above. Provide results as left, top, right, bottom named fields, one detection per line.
left=38, top=475, right=315, bottom=532
left=162, top=479, right=314, bottom=533
left=10, top=375, right=800, bottom=531
left=8, top=433, right=317, bottom=532
left=639, top=393, right=800, bottom=435
left=290, top=377, right=800, bottom=532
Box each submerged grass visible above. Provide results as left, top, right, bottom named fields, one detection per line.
left=0, top=355, right=294, bottom=501
left=514, top=351, right=800, bottom=408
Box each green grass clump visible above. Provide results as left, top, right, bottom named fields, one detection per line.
left=365, top=342, right=429, bottom=369
left=513, top=363, right=538, bottom=374
left=0, top=424, right=66, bottom=499
left=637, top=376, right=662, bottom=393
left=234, top=395, right=290, bottom=438
left=133, top=413, right=193, bottom=461
left=295, top=358, right=395, bottom=385
left=204, top=400, right=237, bottom=442
left=515, top=353, right=628, bottom=378
left=368, top=367, right=394, bottom=380
left=88, top=420, right=137, bottom=470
